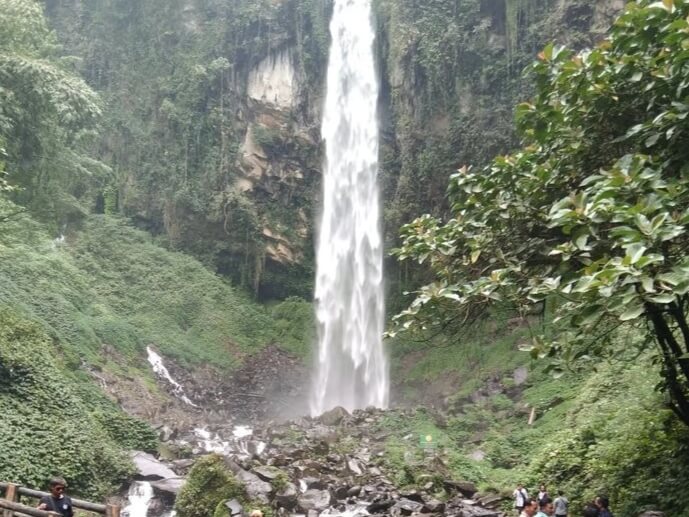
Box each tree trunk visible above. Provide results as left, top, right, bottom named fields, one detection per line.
left=647, top=303, right=689, bottom=426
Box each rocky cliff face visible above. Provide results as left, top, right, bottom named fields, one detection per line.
left=44, top=0, right=623, bottom=301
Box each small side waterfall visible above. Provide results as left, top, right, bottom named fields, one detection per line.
left=311, top=0, right=388, bottom=415
left=146, top=346, right=197, bottom=407
left=122, top=482, right=154, bottom=517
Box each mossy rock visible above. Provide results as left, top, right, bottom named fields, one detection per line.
left=175, top=455, right=244, bottom=517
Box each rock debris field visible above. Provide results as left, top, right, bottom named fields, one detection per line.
left=131, top=407, right=505, bottom=517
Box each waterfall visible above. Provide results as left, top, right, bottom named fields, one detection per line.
left=146, top=346, right=197, bottom=407
left=122, top=481, right=154, bottom=517
left=311, top=0, right=388, bottom=415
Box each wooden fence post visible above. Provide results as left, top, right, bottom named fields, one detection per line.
left=105, top=504, right=120, bottom=517
left=3, top=483, right=18, bottom=517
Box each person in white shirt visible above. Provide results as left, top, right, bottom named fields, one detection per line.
left=513, top=483, right=529, bottom=514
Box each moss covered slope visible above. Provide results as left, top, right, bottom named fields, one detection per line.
left=0, top=200, right=312, bottom=493
left=0, top=204, right=289, bottom=370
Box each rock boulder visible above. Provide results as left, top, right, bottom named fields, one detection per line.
left=318, top=406, right=350, bottom=426
left=298, top=489, right=333, bottom=512
left=131, top=451, right=177, bottom=480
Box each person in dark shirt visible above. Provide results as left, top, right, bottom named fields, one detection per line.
left=582, top=504, right=599, bottom=517
left=37, top=477, right=73, bottom=517
left=595, top=495, right=614, bottom=517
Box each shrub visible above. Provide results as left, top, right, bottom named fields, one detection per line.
left=175, top=455, right=243, bottom=517
left=0, top=308, right=133, bottom=498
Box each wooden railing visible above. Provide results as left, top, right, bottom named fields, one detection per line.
left=0, top=483, right=120, bottom=517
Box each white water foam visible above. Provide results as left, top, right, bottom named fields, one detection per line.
left=122, top=481, right=154, bottom=517
left=146, top=346, right=197, bottom=407
left=311, top=0, right=389, bottom=415
left=321, top=506, right=370, bottom=517
left=233, top=425, right=253, bottom=438
left=193, top=427, right=265, bottom=457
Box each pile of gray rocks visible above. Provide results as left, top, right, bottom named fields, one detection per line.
left=130, top=406, right=506, bottom=517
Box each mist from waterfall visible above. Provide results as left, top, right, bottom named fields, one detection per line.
left=311, top=0, right=388, bottom=415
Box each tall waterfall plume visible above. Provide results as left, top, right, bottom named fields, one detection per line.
left=311, top=0, right=389, bottom=415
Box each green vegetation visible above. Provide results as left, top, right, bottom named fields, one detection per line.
left=524, top=360, right=689, bottom=515
left=387, top=2, right=689, bottom=513
left=176, top=455, right=272, bottom=517
left=0, top=0, right=106, bottom=220
left=391, top=316, right=531, bottom=388
left=0, top=200, right=312, bottom=496
left=0, top=308, right=136, bottom=498
left=0, top=201, right=276, bottom=369
left=386, top=330, right=689, bottom=515
left=269, top=297, right=315, bottom=359
left=175, top=455, right=244, bottom=517
left=393, top=0, right=689, bottom=425
left=375, top=409, right=488, bottom=488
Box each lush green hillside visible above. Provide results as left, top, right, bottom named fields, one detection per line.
left=0, top=200, right=287, bottom=369
left=0, top=306, right=155, bottom=497
left=386, top=1, right=689, bottom=515
left=0, top=199, right=313, bottom=493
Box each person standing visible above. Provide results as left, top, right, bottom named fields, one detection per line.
left=514, top=483, right=530, bottom=515
left=582, top=503, right=599, bottom=517
left=538, top=484, right=549, bottom=503
left=553, top=490, right=569, bottom=517
left=536, top=497, right=554, bottom=517
left=595, top=495, right=614, bottom=517
left=520, top=499, right=539, bottom=517
left=37, top=478, right=73, bottom=517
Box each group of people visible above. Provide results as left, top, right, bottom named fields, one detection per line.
left=513, top=484, right=614, bottom=517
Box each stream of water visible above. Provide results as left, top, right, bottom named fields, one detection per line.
left=122, top=481, right=154, bottom=517
left=311, top=0, right=389, bottom=415
left=146, top=346, right=197, bottom=407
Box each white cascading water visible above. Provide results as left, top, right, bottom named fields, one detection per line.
left=311, top=0, right=388, bottom=415
left=146, top=346, right=197, bottom=407
left=122, top=481, right=154, bottom=517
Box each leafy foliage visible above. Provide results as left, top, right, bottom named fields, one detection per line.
left=523, top=358, right=689, bottom=515
left=95, top=412, right=158, bottom=453
left=175, top=455, right=244, bottom=517
left=269, top=297, right=315, bottom=360
left=392, top=0, right=689, bottom=424
left=0, top=0, right=106, bottom=214
left=388, top=328, right=689, bottom=516
left=0, top=202, right=277, bottom=369
left=0, top=308, right=134, bottom=498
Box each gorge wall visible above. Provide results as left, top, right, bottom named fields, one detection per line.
left=44, top=0, right=623, bottom=302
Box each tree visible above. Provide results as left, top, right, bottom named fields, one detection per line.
left=391, top=0, right=689, bottom=425
left=0, top=0, right=105, bottom=214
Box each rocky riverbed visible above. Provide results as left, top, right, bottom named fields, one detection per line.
left=127, top=406, right=506, bottom=517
